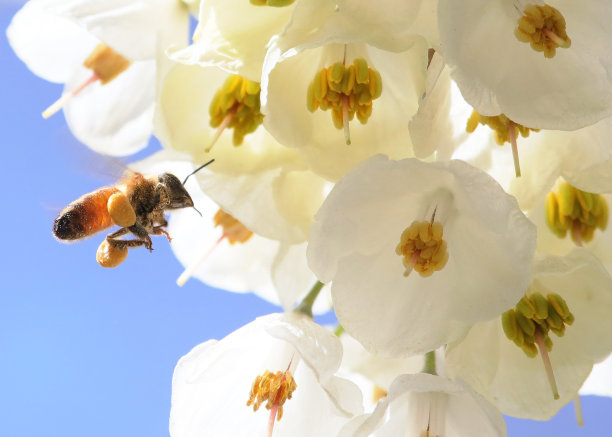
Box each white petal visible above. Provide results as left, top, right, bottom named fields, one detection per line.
left=63, top=60, right=154, bottom=155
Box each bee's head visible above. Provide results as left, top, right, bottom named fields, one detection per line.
left=158, top=173, right=194, bottom=209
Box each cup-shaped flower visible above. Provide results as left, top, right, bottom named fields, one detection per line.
left=7, top=0, right=189, bottom=155
left=170, top=312, right=363, bottom=437
left=339, top=373, right=506, bottom=437
left=438, top=0, right=612, bottom=130
left=261, top=0, right=429, bottom=180
left=445, top=249, right=612, bottom=419
left=307, top=155, right=537, bottom=357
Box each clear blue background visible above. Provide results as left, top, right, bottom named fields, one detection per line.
left=0, top=1, right=610, bottom=435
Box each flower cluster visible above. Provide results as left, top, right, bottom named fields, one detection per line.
left=9, top=0, right=612, bottom=435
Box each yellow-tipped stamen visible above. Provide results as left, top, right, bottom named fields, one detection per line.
left=206, top=107, right=238, bottom=153
left=545, top=180, right=608, bottom=245
left=176, top=210, right=253, bottom=286
left=396, top=220, right=448, bottom=278
left=466, top=111, right=537, bottom=178
left=250, top=0, right=296, bottom=6
left=508, top=121, right=521, bottom=177
left=247, top=367, right=297, bottom=436
left=208, top=75, right=263, bottom=148
left=306, top=57, right=382, bottom=142
left=43, top=43, right=130, bottom=118
left=574, top=395, right=584, bottom=427
left=514, top=4, right=571, bottom=58
left=534, top=329, right=560, bottom=400
left=42, top=72, right=100, bottom=119
left=176, top=234, right=225, bottom=286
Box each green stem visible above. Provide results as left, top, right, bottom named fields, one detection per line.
left=422, top=351, right=437, bottom=375
left=295, top=281, right=324, bottom=318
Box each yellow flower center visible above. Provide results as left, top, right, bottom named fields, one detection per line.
left=209, top=75, right=263, bottom=147
left=514, top=4, right=571, bottom=58
left=546, top=181, right=608, bottom=246
left=247, top=369, right=297, bottom=422
left=213, top=209, right=253, bottom=244
left=396, top=221, right=448, bottom=278
left=250, top=0, right=295, bottom=6
left=466, top=111, right=537, bottom=145
left=502, top=292, right=574, bottom=358
left=83, top=43, right=131, bottom=85
left=307, top=58, right=382, bottom=144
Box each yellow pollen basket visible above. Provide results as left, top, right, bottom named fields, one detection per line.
left=213, top=209, right=254, bottom=244
left=466, top=111, right=538, bottom=145
left=209, top=75, right=264, bottom=146
left=545, top=181, right=608, bottom=245
left=515, top=4, right=571, bottom=58
left=395, top=221, right=448, bottom=278
left=250, top=0, right=296, bottom=6
left=247, top=369, right=297, bottom=421
left=83, top=43, right=131, bottom=85
left=502, top=292, right=574, bottom=358
left=306, top=58, right=383, bottom=130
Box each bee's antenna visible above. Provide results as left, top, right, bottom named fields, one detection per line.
left=182, top=159, right=215, bottom=185
left=192, top=206, right=203, bottom=217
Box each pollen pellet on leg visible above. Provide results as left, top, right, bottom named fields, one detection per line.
left=83, top=43, right=131, bottom=85
left=96, top=239, right=128, bottom=268
left=107, top=192, right=136, bottom=228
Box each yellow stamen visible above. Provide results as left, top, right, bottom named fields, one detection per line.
left=42, top=43, right=130, bottom=119
left=515, top=4, right=571, bottom=58
left=306, top=58, right=382, bottom=142
left=466, top=111, right=538, bottom=177
left=395, top=221, right=448, bottom=278
left=213, top=209, right=253, bottom=244
left=208, top=75, right=263, bottom=149
left=247, top=369, right=297, bottom=422
left=545, top=181, right=608, bottom=245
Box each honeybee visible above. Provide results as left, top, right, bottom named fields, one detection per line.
left=53, top=160, right=214, bottom=267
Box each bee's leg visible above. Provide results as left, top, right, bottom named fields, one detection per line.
left=152, top=225, right=172, bottom=242
left=108, top=226, right=153, bottom=252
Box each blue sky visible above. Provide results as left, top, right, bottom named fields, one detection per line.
left=0, top=2, right=610, bottom=436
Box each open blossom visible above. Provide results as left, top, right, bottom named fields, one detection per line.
left=339, top=374, right=507, bottom=437
left=308, top=155, right=536, bottom=357
left=438, top=0, right=612, bottom=130
left=445, top=249, right=612, bottom=419
left=7, top=0, right=189, bottom=155
left=261, top=0, right=430, bottom=180
left=170, top=312, right=362, bottom=437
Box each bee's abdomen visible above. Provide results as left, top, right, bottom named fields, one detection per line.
left=53, top=187, right=119, bottom=241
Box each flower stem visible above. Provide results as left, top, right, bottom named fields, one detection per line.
left=422, top=350, right=437, bottom=375
left=295, top=281, right=324, bottom=318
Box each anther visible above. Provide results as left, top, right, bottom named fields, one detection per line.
left=545, top=181, right=608, bottom=246
left=42, top=43, right=131, bottom=118
left=207, top=75, right=263, bottom=151
left=247, top=369, right=297, bottom=437
left=249, top=0, right=296, bottom=6
left=306, top=58, right=382, bottom=143
left=514, top=4, right=571, bottom=58
left=466, top=111, right=538, bottom=177
left=396, top=221, right=448, bottom=278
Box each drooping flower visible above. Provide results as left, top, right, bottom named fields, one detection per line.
left=170, top=312, right=363, bottom=437
left=307, top=155, right=537, bottom=357
left=7, top=0, right=189, bottom=155
left=339, top=373, right=507, bottom=437
left=445, top=249, right=612, bottom=419
left=261, top=0, right=430, bottom=180
left=438, top=0, right=612, bottom=130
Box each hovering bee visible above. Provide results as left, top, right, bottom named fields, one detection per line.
left=53, top=160, right=214, bottom=267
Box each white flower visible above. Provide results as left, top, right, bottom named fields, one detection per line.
left=170, top=312, right=363, bottom=437
left=580, top=353, right=612, bottom=397
left=339, top=373, right=507, bottom=437
left=438, top=0, right=612, bottom=130
left=7, top=0, right=189, bottom=155
left=261, top=0, right=429, bottom=180
left=307, top=155, right=536, bottom=357
left=446, top=249, right=612, bottom=419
